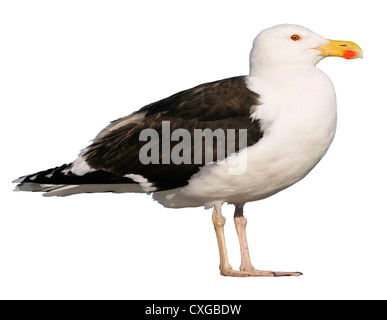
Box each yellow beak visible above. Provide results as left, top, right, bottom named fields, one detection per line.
left=316, top=39, right=363, bottom=59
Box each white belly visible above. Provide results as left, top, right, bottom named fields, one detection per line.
left=154, top=68, right=337, bottom=208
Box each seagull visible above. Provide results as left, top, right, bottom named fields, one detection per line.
left=14, top=24, right=362, bottom=277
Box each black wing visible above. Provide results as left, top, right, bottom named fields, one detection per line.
left=84, top=76, right=263, bottom=191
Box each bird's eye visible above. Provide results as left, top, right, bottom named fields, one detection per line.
left=291, top=34, right=301, bottom=41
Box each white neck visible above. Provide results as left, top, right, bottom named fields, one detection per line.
left=249, top=46, right=324, bottom=78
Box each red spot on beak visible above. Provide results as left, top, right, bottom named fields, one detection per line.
left=343, top=50, right=358, bottom=60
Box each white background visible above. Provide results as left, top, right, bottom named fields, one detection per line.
left=1, top=0, right=386, bottom=300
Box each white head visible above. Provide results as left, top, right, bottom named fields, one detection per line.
left=249, top=24, right=362, bottom=77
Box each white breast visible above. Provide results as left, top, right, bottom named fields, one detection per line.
left=155, top=67, right=337, bottom=208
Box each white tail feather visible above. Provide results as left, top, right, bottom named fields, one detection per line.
left=15, top=183, right=144, bottom=197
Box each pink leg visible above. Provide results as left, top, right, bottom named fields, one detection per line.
left=212, top=204, right=302, bottom=277
left=230, top=204, right=302, bottom=277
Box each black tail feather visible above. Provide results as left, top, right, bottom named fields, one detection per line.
left=14, top=163, right=137, bottom=185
